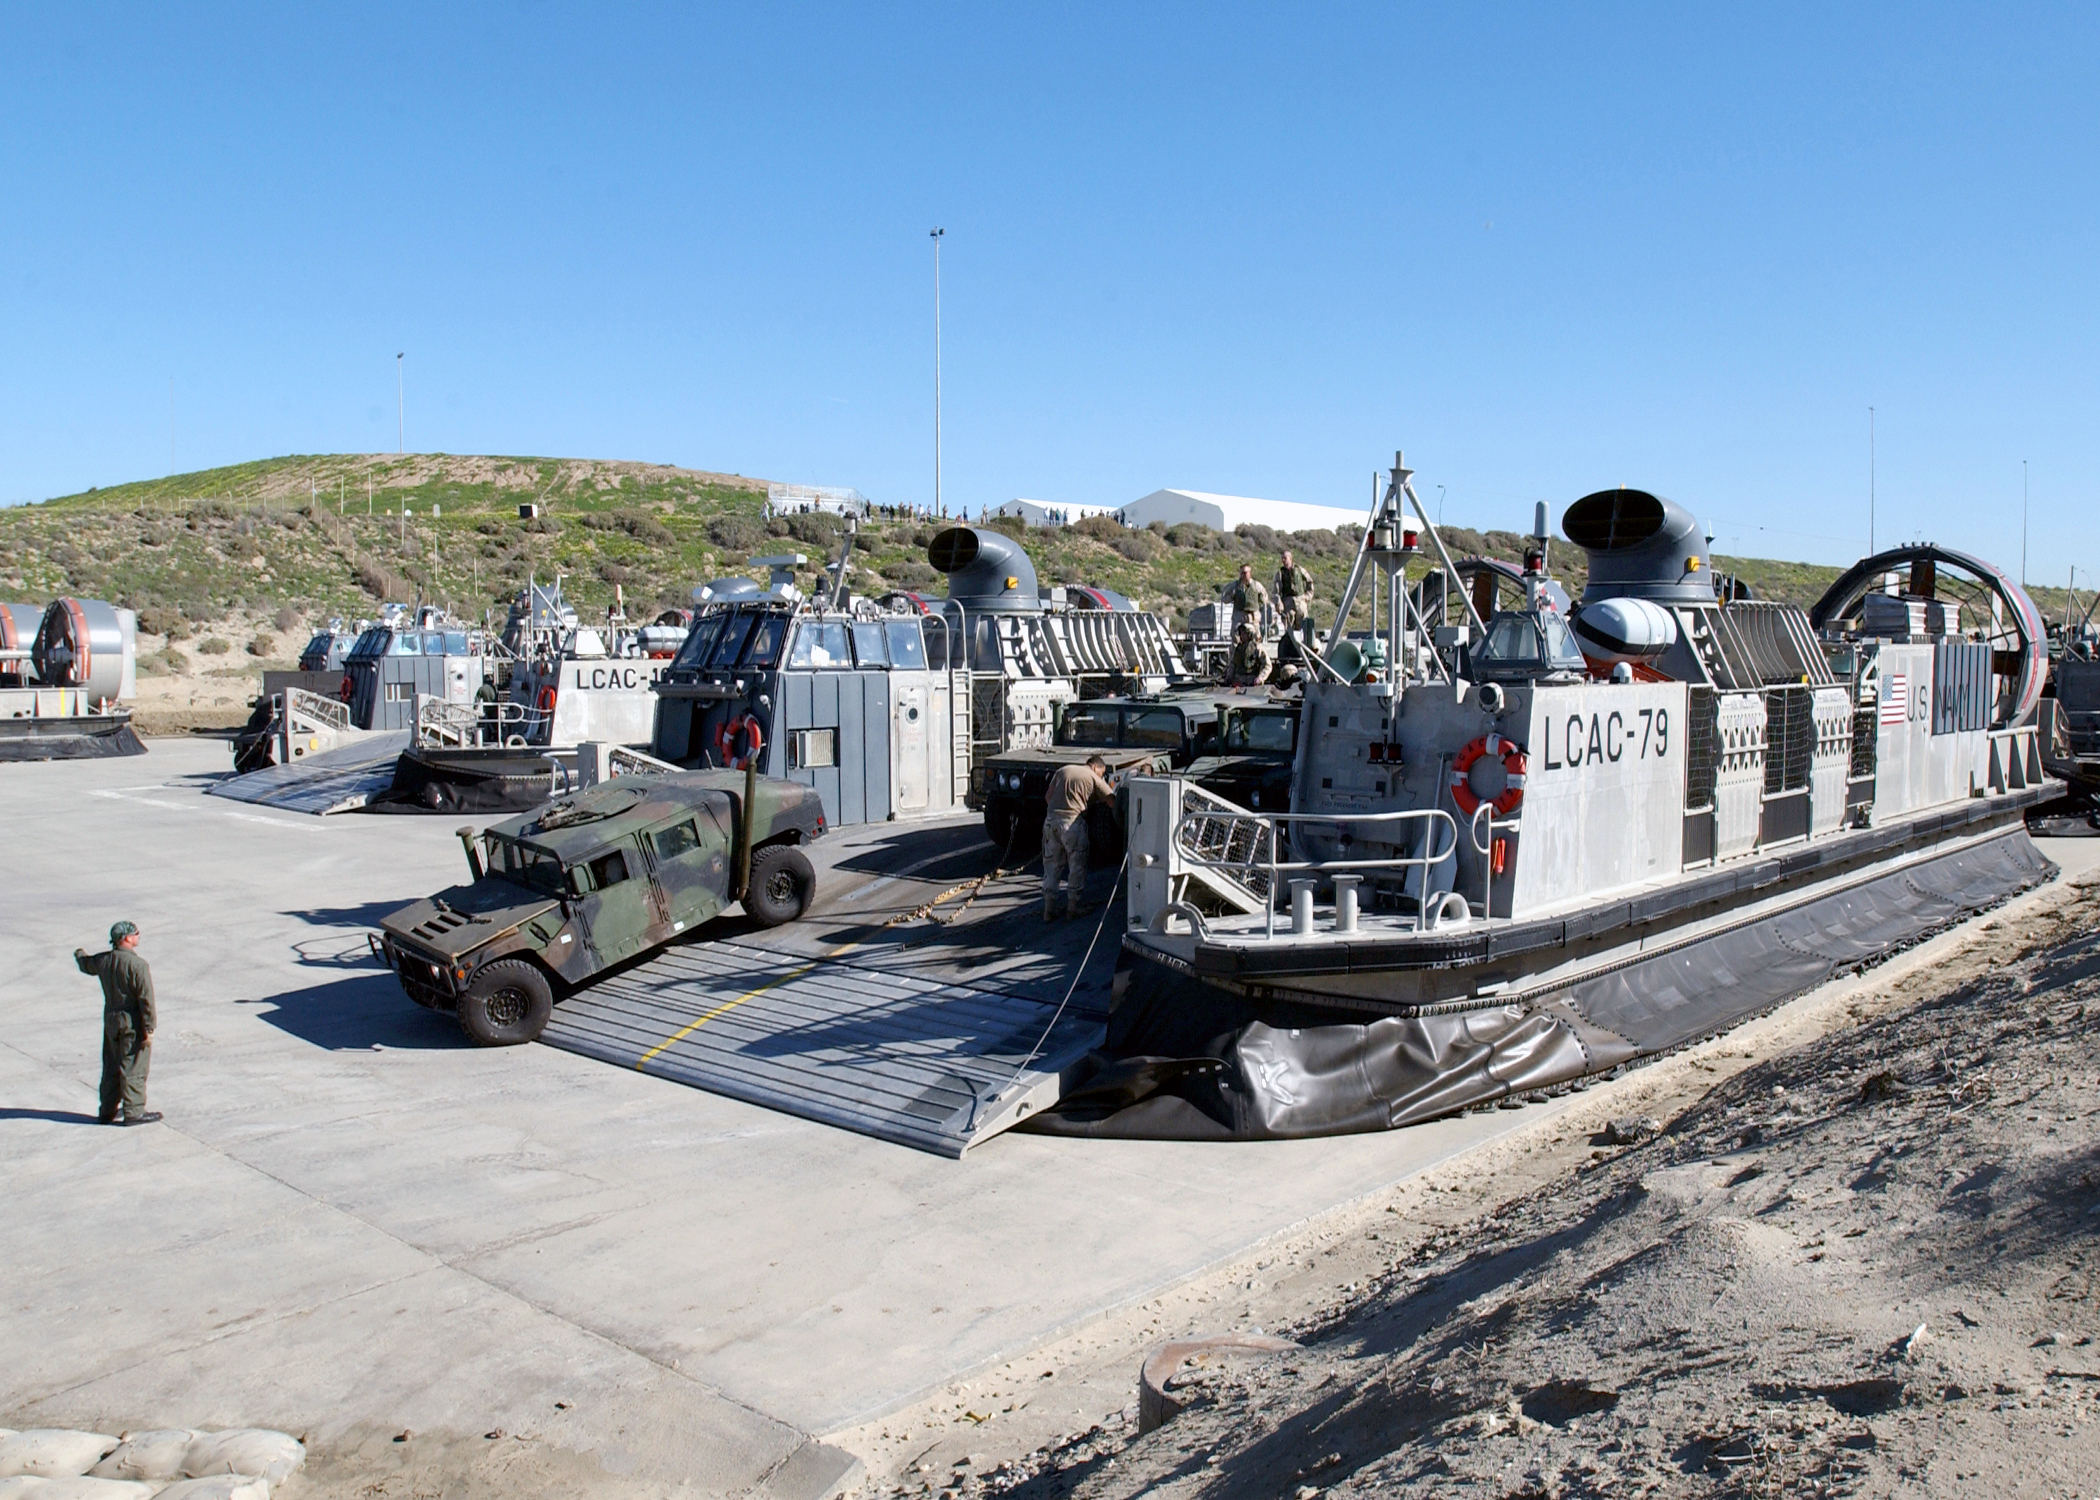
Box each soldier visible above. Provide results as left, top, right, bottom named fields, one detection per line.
left=1228, top=622, right=1274, bottom=688
left=1272, top=549, right=1313, bottom=633
left=75, top=920, right=160, bottom=1126
left=1043, top=754, right=1115, bottom=921
left=1224, top=563, right=1269, bottom=632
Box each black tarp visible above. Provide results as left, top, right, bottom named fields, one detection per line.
left=1026, top=830, right=2054, bottom=1141
left=0, top=722, right=148, bottom=761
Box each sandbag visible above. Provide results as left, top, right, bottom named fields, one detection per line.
left=0, top=1433, right=118, bottom=1479
left=178, top=1433, right=303, bottom=1487
left=155, top=1478, right=269, bottom=1500
left=88, top=1433, right=196, bottom=1483
left=4, top=1481, right=154, bottom=1500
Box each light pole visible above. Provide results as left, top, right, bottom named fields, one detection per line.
left=1868, top=406, right=1875, bottom=555
left=1437, top=483, right=1446, bottom=526
left=2022, top=458, right=2029, bottom=586
left=930, top=228, right=944, bottom=517
left=396, top=353, right=405, bottom=454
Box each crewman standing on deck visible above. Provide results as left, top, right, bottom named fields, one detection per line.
left=1225, top=563, right=1269, bottom=631
left=75, top=921, right=160, bottom=1126
left=1272, top=549, right=1313, bottom=633
left=1043, top=755, right=1116, bottom=921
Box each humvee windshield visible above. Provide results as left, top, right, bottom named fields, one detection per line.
left=1224, top=709, right=1297, bottom=755
left=1055, top=703, right=1195, bottom=751
left=483, top=834, right=566, bottom=895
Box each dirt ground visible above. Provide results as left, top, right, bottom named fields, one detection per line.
left=126, top=614, right=295, bottom=735
left=843, top=865, right=2100, bottom=1500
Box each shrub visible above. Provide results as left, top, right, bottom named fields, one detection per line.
left=883, top=559, right=939, bottom=589
left=1070, top=514, right=1125, bottom=544
left=1115, top=531, right=1164, bottom=563
left=617, top=511, right=674, bottom=547
left=781, top=511, right=844, bottom=547
left=137, top=606, right=182, bottom=638
left=1164, top=523, right=1214, bottom=550
left=708, top=515, right=767, bottom=552
left=273, top=604, right=300, bottom=633
left=247, top=634, right=275, bottom=657
left=598, top=561, right=633, bottom=586
left=198, top=636, right=232, bottom=655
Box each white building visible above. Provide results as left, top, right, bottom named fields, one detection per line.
left=986, top=498, right=1121, bottom=527
left=766, top=483, right=873, bottom=518
left=1116, top=488, right=1363, bottom=534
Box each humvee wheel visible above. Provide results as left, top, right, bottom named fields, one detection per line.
left=457, top=959, right=555, bottom=1046
left=745, top=844, right=816, bottom=928
left=982, top=803, right=1015, bottom=850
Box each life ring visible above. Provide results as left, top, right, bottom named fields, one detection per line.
left=535, top=685, right=557, bottom=716
left=1450, top=734, right=1526, bottom=818
left=338, top=673, right=355, bottom=703
left=715, top=712, right=764, bottom=770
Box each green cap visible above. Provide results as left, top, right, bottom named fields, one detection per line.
left=109, top=920, right=138, bottom=944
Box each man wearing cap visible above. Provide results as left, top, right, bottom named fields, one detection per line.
left=1043, top=755, right=1116, bottom=921
left=75, top=921, right=160, bottom=1126
left=1272, top=550, right=1313, bottom=633
left=1228, top=622, right=1274, bottom=688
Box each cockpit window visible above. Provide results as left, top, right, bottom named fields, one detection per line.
left=672, top=612, right=727, bottom=671
left=1124, top=708, right=1186, bottom=748
left=1540, top=612, right=1587, bottom=671
left=788, top=620, right=850, bottom=668
left=1477, top=613, right=1543, bottom=668
left=1226, top=710, right=1297, bottom=754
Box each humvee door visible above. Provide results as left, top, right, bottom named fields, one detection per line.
left=644, top=793, right=735, bottom=933
left=571, top=838, right=654, bottom=967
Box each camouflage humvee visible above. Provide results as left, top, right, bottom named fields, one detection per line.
left=376, top=769, right=826, bottom=1045
left=1184, top=701, right=1302, bottom=812
left=978, top=696, right=1222, bottom=850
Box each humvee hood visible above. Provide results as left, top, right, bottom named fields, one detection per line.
left=382, top=883, right=561, bottom=960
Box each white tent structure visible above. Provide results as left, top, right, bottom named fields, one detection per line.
left=1117, top=488, right=1361, bottom=534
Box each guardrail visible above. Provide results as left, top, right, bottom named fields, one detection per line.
left=1173, top=804, right=1462, bottom=939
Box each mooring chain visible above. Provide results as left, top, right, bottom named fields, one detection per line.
left=881, top=823, right=1031, bottom=929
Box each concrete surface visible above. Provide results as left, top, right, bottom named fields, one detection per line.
left=3, top=740, right=2089, bottom=1497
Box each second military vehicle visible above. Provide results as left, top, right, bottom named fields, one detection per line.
left=1183, top=700, right=1301, bottom=812
left=977, top=695, right=1222, bottom=850
left=375, top=768, right=826, bottom=1045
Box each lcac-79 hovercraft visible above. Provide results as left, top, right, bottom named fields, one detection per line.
left=1032, top=453, right=2059, bottom=1140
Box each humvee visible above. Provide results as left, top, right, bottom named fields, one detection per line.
left=375, top=769, right=826, bottom=1045
left=978, top=696, right=1221, bottom=850
left=1184, top=701, right=1301, bottom=812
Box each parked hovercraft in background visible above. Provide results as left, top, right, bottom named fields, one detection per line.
left=1028, top=451, right=2059, bottom=1142
left=0, top=598, right=145, bottom=761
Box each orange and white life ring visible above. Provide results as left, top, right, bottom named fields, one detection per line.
left=535, top=684, right=557, bottom=715
left=715, top=712, right=764, bottom=770
left=1450, top=733, right=1526, bottom=818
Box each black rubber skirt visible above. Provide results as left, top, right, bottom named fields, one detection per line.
left=0, top=721, right=148, bottom=761
left=1023, top=829, right=2055, bottom=1141
left=363, top=746, right=569, bottom=815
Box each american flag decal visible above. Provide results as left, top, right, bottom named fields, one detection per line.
left=1880, top=672, right=1908, bottom=726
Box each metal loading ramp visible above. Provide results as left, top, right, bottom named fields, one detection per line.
left=208, top=730, right=407, bottom=814
left=540, top=940, right=1108, bottom=1157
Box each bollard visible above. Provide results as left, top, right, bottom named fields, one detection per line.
left=1290, top=879, right=1315, bottom=935
left=1332, top=874, right=1362, bottom=933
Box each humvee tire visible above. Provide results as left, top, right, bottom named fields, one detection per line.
left=745, top=844, right=817, bottom=928
left=982, top=802, right=1014, bottom=851
left=458, top=959, right=555, bottom=1046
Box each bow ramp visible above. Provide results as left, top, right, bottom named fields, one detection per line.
left=209, top=730, right=408, bottom=814
left=540, top=939, right=1107, bottom=1156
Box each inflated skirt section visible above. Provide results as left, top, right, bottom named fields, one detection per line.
left=0, top=722, right=147, bottom=761
left=1027, top=829, right=2055, bottom=1141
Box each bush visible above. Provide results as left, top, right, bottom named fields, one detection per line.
left=476, top=518, right=504, bottom=536
left=1164, top=523, right=1215, bottom=550
left=616, top=510, right=674, bottom=547
left=707, top=515, right=767, bottom=552
left=137, top=606, right=182, bottom=639
left=1115, top=531, right=1164, bottom=563
left=273, top=604, right=300, bottom=633
left=198, top=636, right=232, bottom=655
left=780, top=511, right=844, bottom=547
left=247, top=633, right=275, bottom=657
left=883, top=559, right=939, bottom=589
left=1070, top=514, right=1126, bottom=544
left=598, top=561, right=633, bottom=586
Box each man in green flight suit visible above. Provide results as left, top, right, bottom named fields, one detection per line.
left=75, top=920, right=161, bottom=1126
left=1225, top=563, right=1270, bottom=633
left=1272, top=549, right=1314, bottom=633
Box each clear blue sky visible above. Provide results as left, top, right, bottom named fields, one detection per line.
left=3, top=5, right=2094, bottom=577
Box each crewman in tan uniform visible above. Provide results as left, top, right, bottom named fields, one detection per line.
left=1272, top=550, right=1313, bottom=632
left=1228, top=623, right=1274, bottom=687
left=1225, top=564, right=1269, bottom=631
left=75, top=920, right=160, bottom=1125
left=1043, top=755, right=1115, bottom=920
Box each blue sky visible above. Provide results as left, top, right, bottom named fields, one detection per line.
left=2, top=4, right=2094, bottom=577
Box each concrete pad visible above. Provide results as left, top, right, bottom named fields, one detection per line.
left=2, top=740, right=2077, bottom=1494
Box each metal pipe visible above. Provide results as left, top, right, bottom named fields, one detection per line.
left=456, top=825, right=485, bottom=882
left=736, top=754, right=758, bottom=901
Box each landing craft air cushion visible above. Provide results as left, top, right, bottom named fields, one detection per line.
left=1029, top=454, right=2059, bottom=1140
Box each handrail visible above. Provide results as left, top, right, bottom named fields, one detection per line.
left=1174, top=805, right=1460, bottom=939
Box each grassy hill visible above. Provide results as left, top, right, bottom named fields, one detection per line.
left=0, top=453, right=2073, bottom=646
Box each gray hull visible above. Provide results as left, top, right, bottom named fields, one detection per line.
left=1029, top=825, right=2051, bottom=1140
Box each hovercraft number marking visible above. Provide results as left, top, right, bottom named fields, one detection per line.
left=570, top=665, right=657, bottom=691
left=1542, top=708, right=1669, bottom=770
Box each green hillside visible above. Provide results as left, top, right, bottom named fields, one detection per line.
left=0, top=452, right=2072, bottom=636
